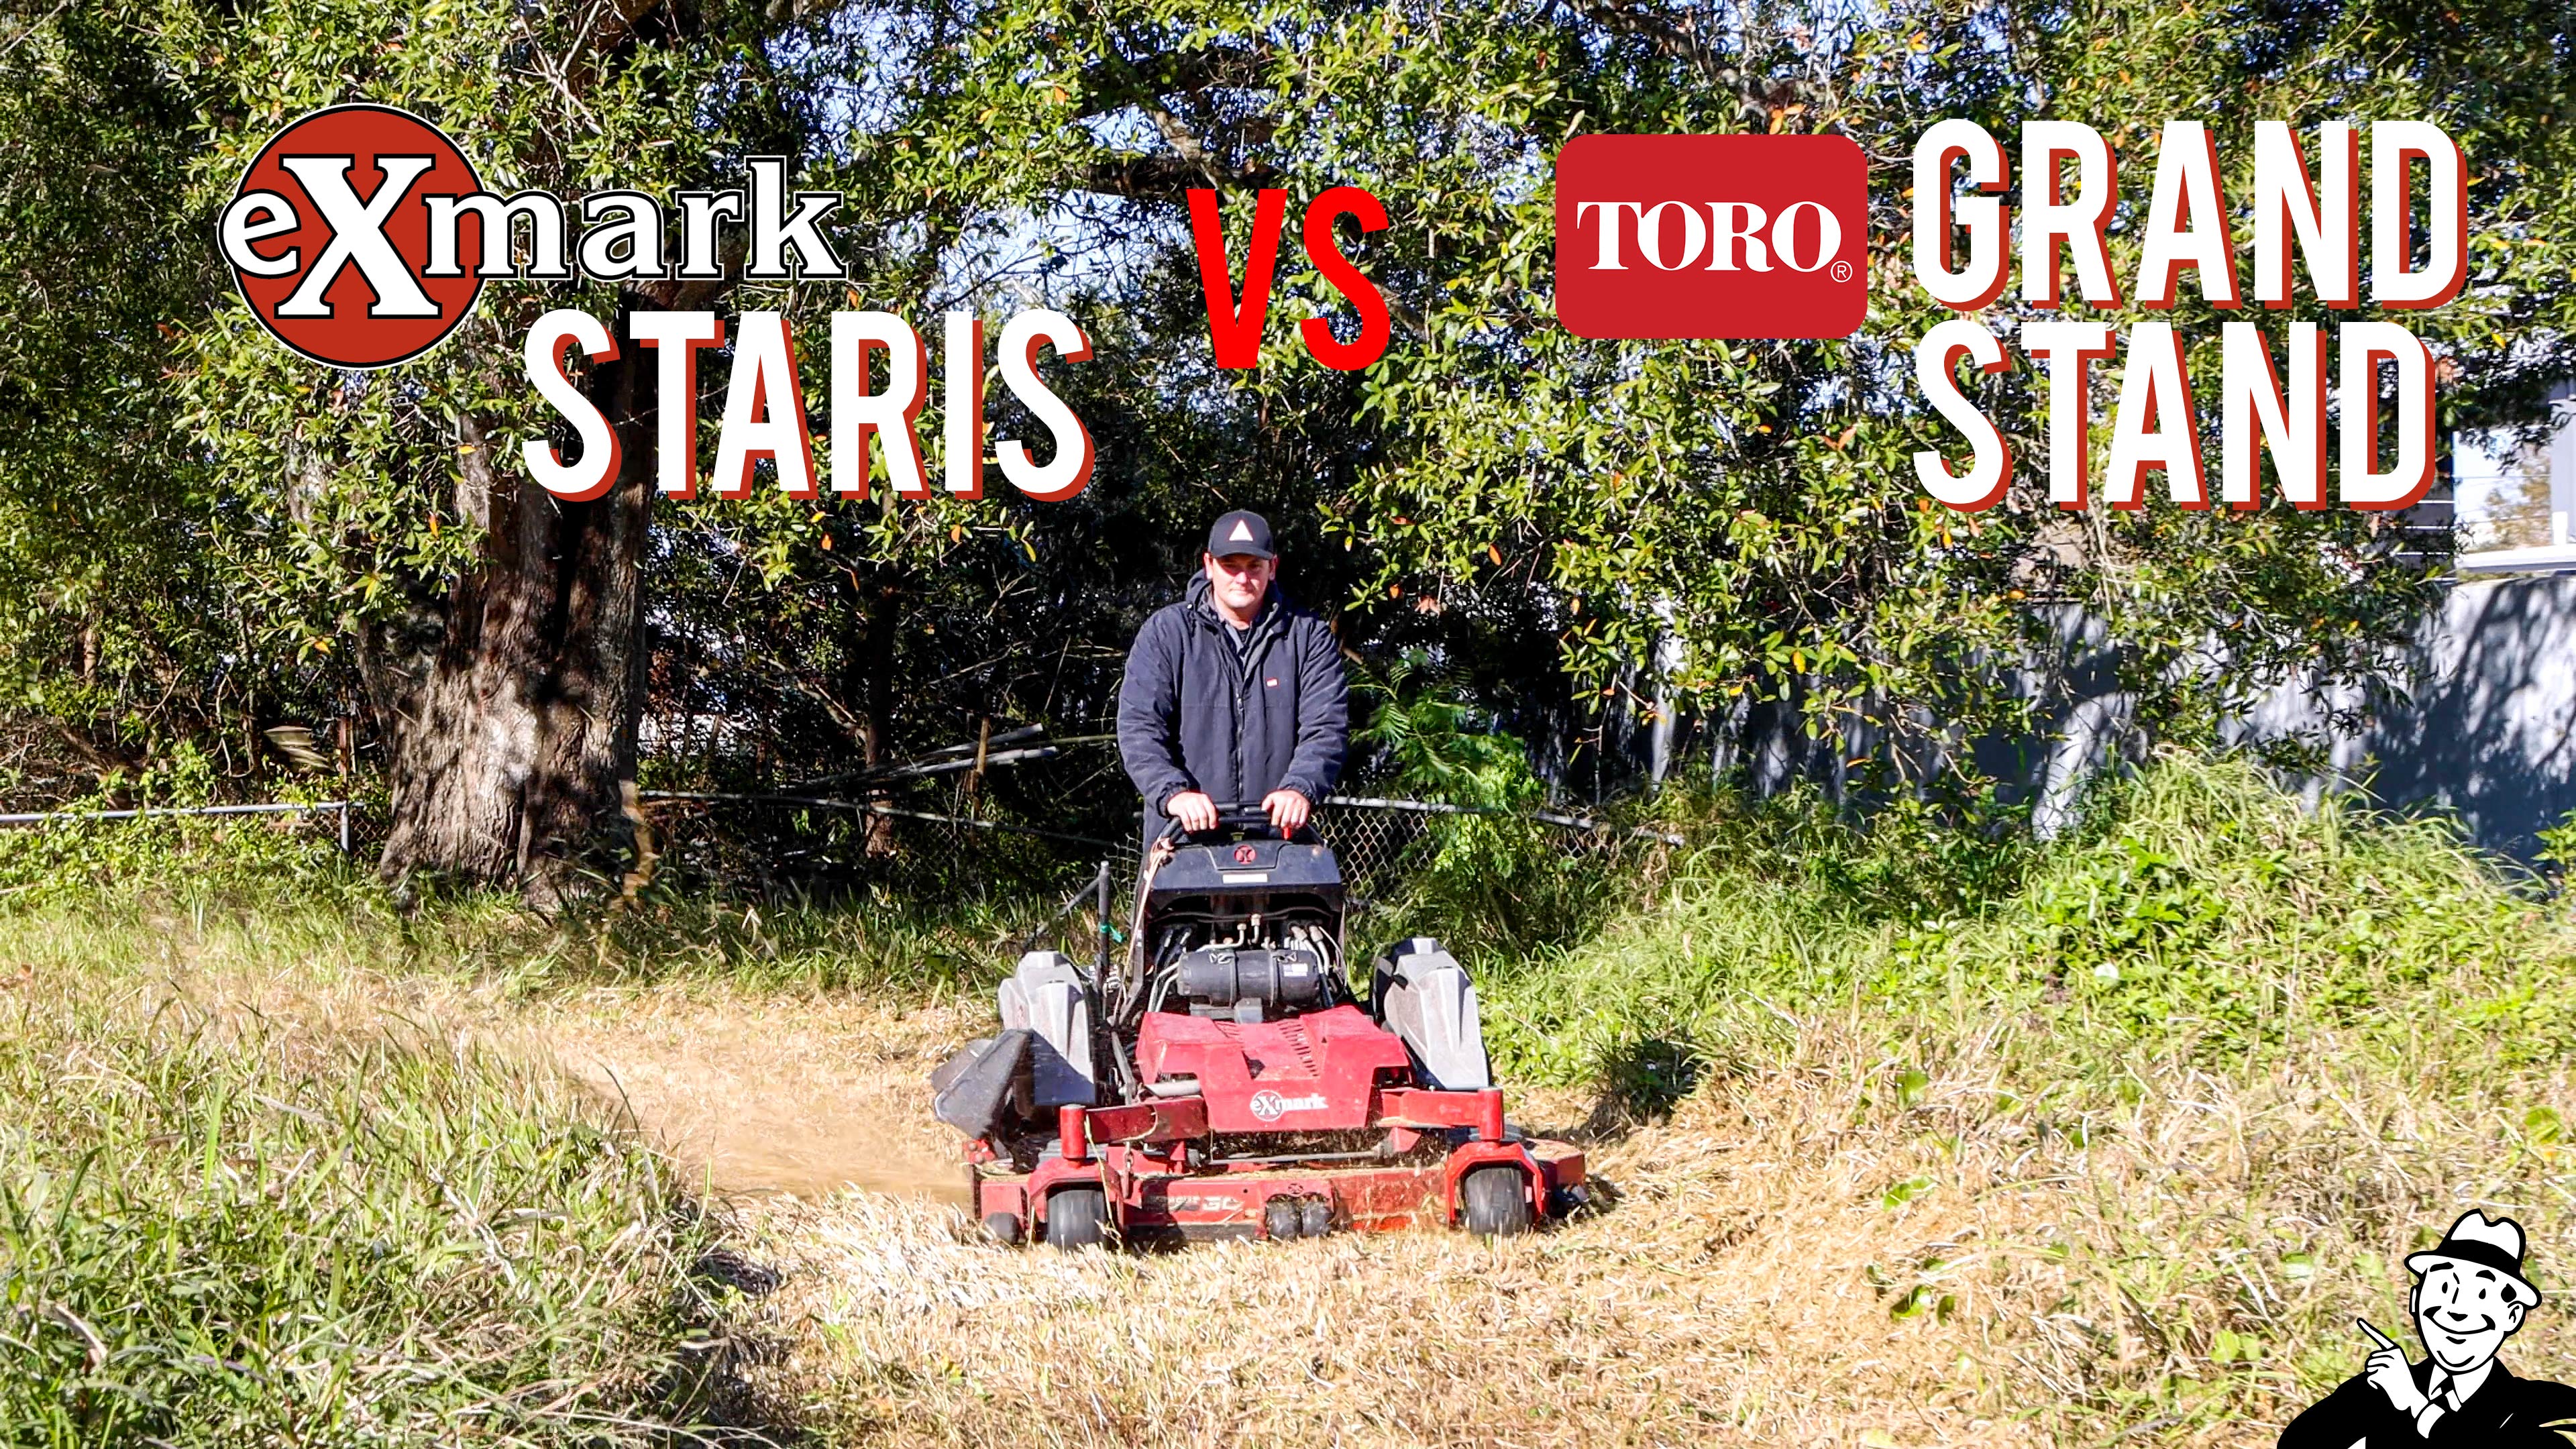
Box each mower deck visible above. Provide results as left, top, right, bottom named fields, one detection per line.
left=968, top=1094, right=1585, bottom=1244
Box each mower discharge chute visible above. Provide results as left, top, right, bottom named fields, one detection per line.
left=932, top=807, right=1586, bottom=1248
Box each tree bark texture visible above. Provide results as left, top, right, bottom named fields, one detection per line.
left=376, top=315, right=657, bottom=906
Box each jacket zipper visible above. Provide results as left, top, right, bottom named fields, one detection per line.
left=1206, top=598, right=1284, bottom=805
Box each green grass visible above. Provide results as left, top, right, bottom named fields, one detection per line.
left=1431, top=753, right=2576, bottom=1443
left=0, top=865, right=1056, bottom=998
left=1479, top=749, right=2576, bottom=1106
left=7, top=748, right=2574, bottom=1445
left=0, top=851, right=1084, bottom=1444
left=0, top=934, right=747, bottom=1444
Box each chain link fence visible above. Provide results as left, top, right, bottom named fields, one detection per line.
left=0, top=759, right=1679, bottom=909
left=631, top=786, right=1678, bottom=907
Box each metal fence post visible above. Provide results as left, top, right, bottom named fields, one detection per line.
left=338, top=801, right=352, bottom=854
left=1093, top=858, right=1113, bottom=994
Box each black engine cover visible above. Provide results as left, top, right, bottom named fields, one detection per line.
left=1175, top=945, right=1329, bottom=1010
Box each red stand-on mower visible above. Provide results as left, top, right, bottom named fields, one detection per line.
left=932, top=806, right=1586, bottom=1248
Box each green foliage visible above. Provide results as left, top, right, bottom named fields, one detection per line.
left=1345, top=654, right=1621, bottom=961
left=1480, top=751, right=2576, bottom=1096
left=0, top=5, right=229, bottom=753
left=1352, top=653, right=1546, bottom=812
left=157, top=0, right=736, bottom=695
left=1692, top=774, right=2039, bottom=925
left=1327, top=0, right=2541, bottom=780
left=12, top=0, right=2555, bottom=835
left=0, top=930, right=737, bottom=1443
left=2538, top=806, right=2576, bottom=878
left=0, top=744, right=360, bottom=904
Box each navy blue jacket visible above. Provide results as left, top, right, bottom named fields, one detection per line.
left=1116, top=575, right=1349, bottom=842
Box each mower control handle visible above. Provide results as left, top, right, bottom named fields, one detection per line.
left=1157, top=803, right=1280, bottom=842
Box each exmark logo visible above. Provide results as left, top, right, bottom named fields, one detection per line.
left=219, top=103, right=852, bottom=371
left=222, top=104, right=488, bottom=369
left=1247, top=1089, right=1327, bottom=1122
left=1554, top=133, right=1869, bottom=341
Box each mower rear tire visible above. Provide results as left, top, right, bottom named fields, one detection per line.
left=1460, top=1165, right=1533, bottom=1237
left=1044, top=1185, right=1112, bottom=1250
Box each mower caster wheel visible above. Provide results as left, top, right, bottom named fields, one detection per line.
left=982, top=1212, right=1024, bottom=1246
left=1044, top=1185, right=1112, bottom=1250
left=1301, top=1197, right=1332, bottom=1238
left=1460, top=1165, right=1533, bottom=1237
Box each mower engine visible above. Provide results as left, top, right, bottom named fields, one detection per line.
left=1138, top=828, right=1346, bottom=1023
left=930, top=808, right=1585, bottom=1250
left=1169, top=935, right=1333, bottom=1017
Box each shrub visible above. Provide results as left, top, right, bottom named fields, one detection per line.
left=0, top=743, right=361, bottom=905
left=1479, top=750, right=2576, bottom=1098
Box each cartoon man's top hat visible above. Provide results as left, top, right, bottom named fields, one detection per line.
left=2407, top=1211, right=2544, bottom=1307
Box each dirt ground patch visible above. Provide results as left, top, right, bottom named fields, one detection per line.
left=541, top=989, right=977, bottom=1204
left=150, top=958, right=979, bottom=1207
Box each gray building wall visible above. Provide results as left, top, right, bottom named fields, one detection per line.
left=2286, top=573, right=2576, bottom=861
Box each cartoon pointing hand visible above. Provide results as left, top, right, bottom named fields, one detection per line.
left=2358, top=1318, right=2430, bottom=1415
left=2280, top=1214, right=2563, bottom=1449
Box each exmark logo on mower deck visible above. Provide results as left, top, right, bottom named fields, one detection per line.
left=1247, top=1089, right=1328, bottom=1122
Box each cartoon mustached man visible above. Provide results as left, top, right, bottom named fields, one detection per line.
left=2282, top=1212, right=2576, bottom=1446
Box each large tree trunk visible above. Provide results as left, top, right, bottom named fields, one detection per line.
left=376, top=311, right=657, bottom=907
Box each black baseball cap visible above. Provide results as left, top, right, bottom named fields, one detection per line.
left=1206, top=510, right=1276, bottom=560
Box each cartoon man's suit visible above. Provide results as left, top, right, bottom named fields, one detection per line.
left=2282, top=1212, right=2576, bottom=1446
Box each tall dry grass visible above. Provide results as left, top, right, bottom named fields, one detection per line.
left=731, top=1005, right=2576, bottom=1448
left=8, top=749, right=2576, bottom=1447
left=0, top=922, right=764, bottom=1444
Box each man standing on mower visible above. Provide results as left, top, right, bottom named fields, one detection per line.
left=1117, top=510, right=1349, bottom=847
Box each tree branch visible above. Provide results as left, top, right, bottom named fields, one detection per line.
left=1075, top=43, right=1274, bottom=119
left=1083, top=152, right=1277, bottom=201
left=1563, top=0, right=1728, bottom=84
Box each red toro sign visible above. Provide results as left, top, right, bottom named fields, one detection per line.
left=1554, top=133, right=1868, bottom=340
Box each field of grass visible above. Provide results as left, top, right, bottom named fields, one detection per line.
left=1482, top=751, right=2576, bottom=1095
left=0, top=916, right=747, bottom=1444
left=720, top=755, right=2576, bottom=1446
left=5, top=751, right=2576, bottom=1445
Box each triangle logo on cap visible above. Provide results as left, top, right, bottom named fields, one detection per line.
left=1230, top=519, right=1255, bottom=542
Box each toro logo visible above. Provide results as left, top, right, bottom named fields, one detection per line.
left=220, top=104, right=485, bottom=369
left=1554, top=133, right=1868, bottom=340
left=1247, top=1089, right=1326, bottom=1122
